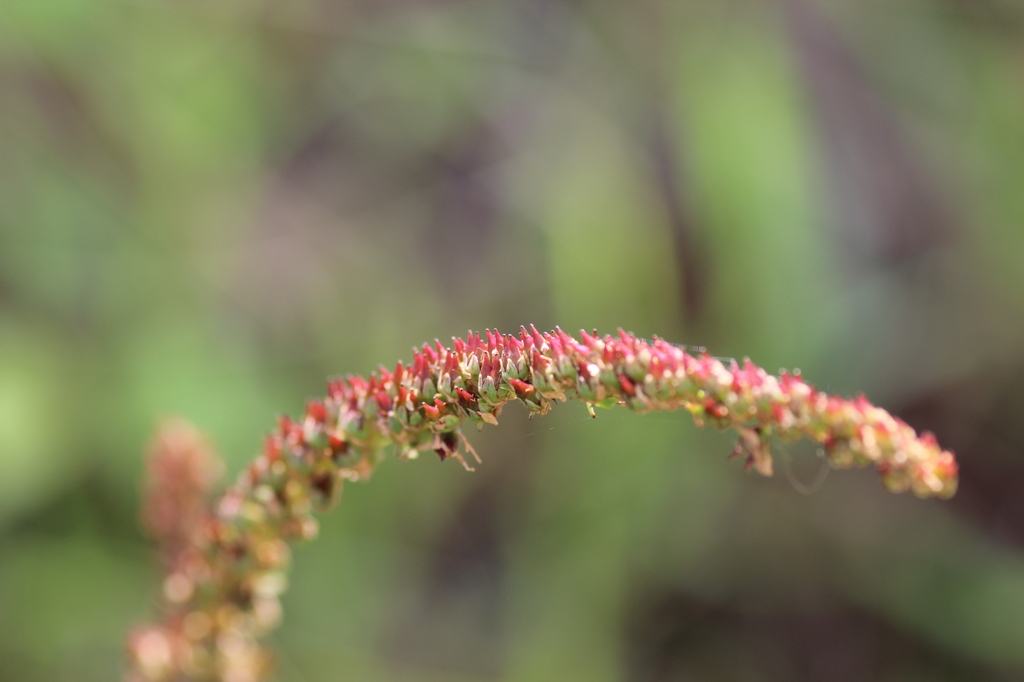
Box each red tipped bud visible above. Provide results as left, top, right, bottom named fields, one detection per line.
left=327, top=379, right=345, bottom=400
left=705, top=399, right=727, bottom=419
left=549, top=335, right=565, bottom=359
left=264, top=435, right=281, bottom=462
left=306, top=400, right=328, bottom=423
left=328, top=433, right=347, bottom=452
left=529, top=324, right=546, bottom=350
left=509, top=378, right=535, bottom=395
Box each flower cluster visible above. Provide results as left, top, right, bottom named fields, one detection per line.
left=126, top=327, right=958, bottom=681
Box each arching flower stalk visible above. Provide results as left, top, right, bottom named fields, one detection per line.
left=126, top=327, right=958, bottom=682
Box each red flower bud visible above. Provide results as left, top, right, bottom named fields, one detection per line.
left=306, top=400, right=327, bottom=424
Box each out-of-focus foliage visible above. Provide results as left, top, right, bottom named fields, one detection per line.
left=2, top=0, right=1024, bottom=680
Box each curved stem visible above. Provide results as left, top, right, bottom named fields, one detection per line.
left=126, top=327, right=958, bottom=681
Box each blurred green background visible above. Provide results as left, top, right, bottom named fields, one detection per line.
left=3, top=0, right=1024, bottom=680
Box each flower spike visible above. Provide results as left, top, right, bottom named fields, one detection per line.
left=127, top=328, right=958, bottom=682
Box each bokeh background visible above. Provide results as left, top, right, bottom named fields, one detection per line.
left=3, top=0, right=1024, bottom=680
